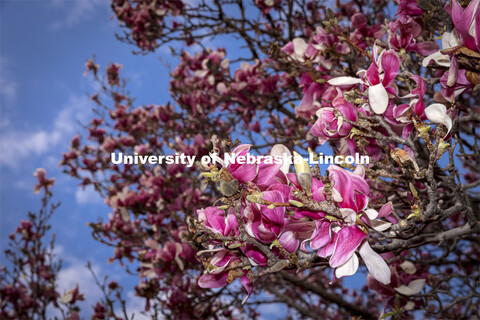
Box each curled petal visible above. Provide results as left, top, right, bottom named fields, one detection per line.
left=425, top=103, right=452, bottom=134
left=369, top=219, right=392, bottom=232
left=364, top=209, right=378, bottom=220
left=279, top=231, right=299, bottom=253
left=378, top=201, right=394, bottom=218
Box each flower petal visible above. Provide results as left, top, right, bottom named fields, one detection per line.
left=271, top=144, right=291, bottom=174
left=335, top=253, right=359, bottom=279
left=368, top=83, right=389, bottom=114
left=425, top=103, right=452, bottom=134
left=359, top=241, right=391, bottom=285
left=327, top=76, right=363, bottom=86
left=394, top=279, right=426, bottom=296
left=329, top=226, right=367, bottom=268
left=198, top=273, right=228, bottom=288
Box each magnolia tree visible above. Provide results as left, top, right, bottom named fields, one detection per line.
left=2, top=0, right=480, bottom=319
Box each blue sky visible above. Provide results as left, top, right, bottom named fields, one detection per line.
left=0, top=1, right=368, bottom=317
left=0, top=0, right=177, bottom=315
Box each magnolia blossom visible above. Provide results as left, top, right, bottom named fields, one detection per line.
left=328, top=47, right=400, bottom=114
left=300, top=165, right=393, bottom=285
left=33, top=168, right=55, bottom=194
left=449, top=0, right=480, bottom=52
left=311, top=88, right=358, bottom=144
left=198, top=250, right=254, bottom=304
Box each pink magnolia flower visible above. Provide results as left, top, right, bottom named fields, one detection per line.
left=449, top=0, right=480, bottom=52
left=198, top=250, right=253, bottom=303
left=226, top=144, right=258, bottom=183
left=367, top=253, right=429, bottom=311
left=197, top=206, right=239, bottom=236
left=328, top=47, right=400, bottom=114
left=33, top=168, right=55, bottom=194
left=311, top=88, right=358, bottom=144
left=244, top=190, right=286, bottom=245
left=226, top=144, right=286, bottom=188
left=328, top=165, right=369, bottom=212
left=387, top=19, right=439, bottom=55
left=295, top=165, right=392, bottom=284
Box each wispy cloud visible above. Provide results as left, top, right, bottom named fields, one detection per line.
left=76, top=185, right=104, bottom=205
left=46, top=245, right=103, bottom=318
left=47, top=0, right=107, bottom=31
left=0, top=93, right=93, bottom=168
left=0, top=56, right=18, bottom=108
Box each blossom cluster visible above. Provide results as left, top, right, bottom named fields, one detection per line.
left=195, top=144, right=396, bottom=301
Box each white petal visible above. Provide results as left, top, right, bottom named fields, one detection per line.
left=394, top=279, right=426, bottom=296
left=220, top=58, right=230, bottom=69
left=404, top=301, right=415, bottom=311
left=425, top=103, right=452, bottom=134
left=194, top=69, right=208, bottom=78
left=400, top=261, right=417, bottom=274
left=359, top=241, right=391, bottom=285
left=264, top=0, right=274, bottom=6
left=327, top=76, right=363, bottom=86
left=217, top=82, right=228, bottom=93
left=364, top=209, right=378, bottom=220
left=340, top=208, right=356, bottom=225
left=332, top=187, right=343, bottom=202
left=369, top=219, right=392, bottom=232
left=271, top=144, right=291, bottom=174
left=368, top=83, right=389, bottom=114
left=353, top=164, right=365, bottom=178
left=292, top=38, right=308, bottom=59
left=335, top=254, right=359, bottom=279
left=422, top=51, right=450, bottom=68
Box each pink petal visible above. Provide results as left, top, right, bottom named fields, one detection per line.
left=198, top=273, right=228, bottom=288
left=224, top=208, right=239, bottom=236
left=240, top=274, right=254, bottom=304
left=378, top=202, right=393, bottom=218
left=380, top=50, right=400, bottom=86
left=366, top=62, right=380, bottom=85
left=309, top=220, right=331, bottom=250
left=255, top=161, right=283, bottom=186
left=447, top=55, right=459, bottom=87
left=279, top=231, right=299, bottom=252
left=329, top=226, right=367, bottom=268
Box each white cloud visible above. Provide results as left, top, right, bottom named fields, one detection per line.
left=0, top=56, right=17, bottom=108
left=47, top=245, right=103, bottom=318
left=0, top=94, right=93, bottom=168
left=75, top=185, right=104, bottom=205
left=47, top=0, right=107, bottom=31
